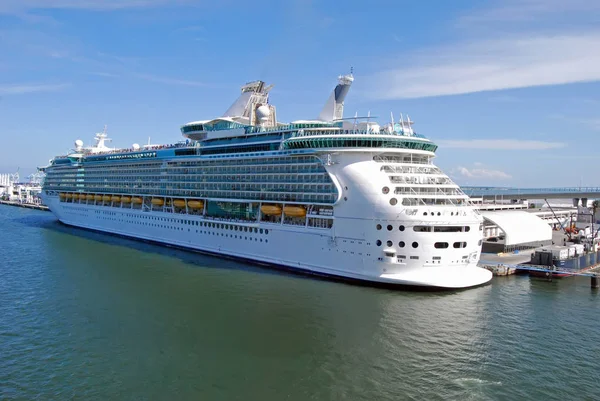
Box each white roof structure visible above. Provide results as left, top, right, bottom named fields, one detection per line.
left=481, top=210, right=552, bottom=245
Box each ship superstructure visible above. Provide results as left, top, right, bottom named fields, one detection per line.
left=40, top=73, right=492, bottom=289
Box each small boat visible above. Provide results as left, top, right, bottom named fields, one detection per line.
left=528, top=268, right=574, bottom=279
left=173, top=199, right=187, bottom=208
left=187, top=200, right=204, bottom=209
left=261, top=204, right=282, bottom=215
left=283, top=205, right=306, bottom=217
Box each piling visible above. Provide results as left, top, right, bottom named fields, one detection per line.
left=592, top=275, right=599, bottom=289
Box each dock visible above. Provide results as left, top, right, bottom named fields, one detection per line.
left=0, top=200, right=49, bottom=211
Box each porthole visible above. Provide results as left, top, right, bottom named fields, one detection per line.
left=423, top=212, right=427, bottom=216
left=399, top=225, right=405, bottom=231
left=390, top=198, right=398, bottom=206
left=382, top=187, right=390, bottom=194
left=387, top=225, right=393, bottom=231
left=399, top=241, right=405, bottom=248
left=386, top=240, right=393, bottom=247
left=465, top=226, right=471, bottom=232
left=376, top=224, right=382, bottom=230
left=265, top=229, right=269, bottom=234
left=344, top=197, right=348, bottom=201
left=376, top=240, right=382, bottom=246
left=412, top=241, right=419, bottom=248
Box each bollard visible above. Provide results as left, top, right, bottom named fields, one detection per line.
left=592, top=275, right=599, bottom=289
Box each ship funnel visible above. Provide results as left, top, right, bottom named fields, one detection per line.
left=318, top=71, right=354, bottom=122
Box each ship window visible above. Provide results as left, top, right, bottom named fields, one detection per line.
left=397, top=255, right=406, bottom=259
left=434, top=242, right=449, bottom=249
left=386, top=240, right=393, bottom=247
left=385, top=252, right=395, bottom=257
left=389, top=198, right=398, bottom=206
left=410, top=256, right=419, bottom=259
left=376, top=240, right=382, bottom=246
left=376, top=224, right=382, bottom=230
left=387, top=225, right=393, bottom=231
left=413, top=226, right=431, bottom=232
left=412, top=242, right=419, bottom=248
left=453, top=242, right=467, bottom=248
left=399, top=225, right=405, bottom=231
left=434, top=226, right=466, bottom=233
left=399, top=241, right=405, bottom=248
left=432, top=256, right=441, bottom=260
left=382, top=187, right=389, bottom=194
left=478, top=239, right=482, bottom=246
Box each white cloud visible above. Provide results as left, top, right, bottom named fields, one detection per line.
left=459, top=0, right=600, bottom=23
left=135, top=73, right=205, bottom=87
left=436, top=139, right=566, bottom=150
left=366, top=32, right=600, bottom=99
left=457, top=166, right=512, bottom=180
left=0, top=0, right=192, bottom=13
left=578, top=119, right=600, bottom=131
left=0, top=83, right=69, bottom=95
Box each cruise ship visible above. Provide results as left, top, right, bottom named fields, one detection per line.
left=39, top=73, right=492, bottom=289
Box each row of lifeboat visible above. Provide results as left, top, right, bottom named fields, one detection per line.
left=60, top=192, right=143, bottom=204
left=59, top=193, right=302, bottom=216
left=261, top=204, right=306, bottom=218
left=59, top=193, right=205, bottom=209
left=151, top=199, right=204, bottom=209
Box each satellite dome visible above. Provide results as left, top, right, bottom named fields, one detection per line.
left=75, top=139, right=84, bottom=148
left=132, top=143, right=140, bottom=150
left=256, top=105, right=271, bottom=122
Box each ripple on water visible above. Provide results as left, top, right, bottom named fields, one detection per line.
left=2, top=207, right=600, bottom=400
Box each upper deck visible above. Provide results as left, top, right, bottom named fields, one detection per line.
left=47, top=73, right=437, bottom=168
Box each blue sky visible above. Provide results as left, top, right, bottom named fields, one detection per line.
left=1, top=0, right=599, bottom=186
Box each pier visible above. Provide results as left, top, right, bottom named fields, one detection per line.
left=0, top=200, right=49, bottom=211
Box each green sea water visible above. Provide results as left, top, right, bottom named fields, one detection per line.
left=1, top=206, right=600, bottom=400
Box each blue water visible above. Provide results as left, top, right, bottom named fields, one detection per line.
left=1, top=206, right=600, bottom=400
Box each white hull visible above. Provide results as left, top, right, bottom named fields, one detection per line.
left=43, top=195, right=492, bottom=289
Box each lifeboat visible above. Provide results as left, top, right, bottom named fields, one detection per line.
left=86, top=194, right=94, bottom=201
left=132, top=197, right=143, bottom=204
left=261, top=204, right=282, bottom=215
left=187, top=200, right=204, bottom=209
left=121, top=196, right=131, bottom=203
left=173, top=199, right=187, bottom=208
left=283, top=205, right=306, bottom=217
left=79, top=194, right=87, bottom=200
left=102, top=195, right=111, bottom=202
left=65, top=193, right=72, bottom=199
left=59, top=193, right=66, bottom=199
left=111, top=195, right=121, bottom=202
left=94, top=194, right=102, bottom=201
left=151, top=198, right=164, bottom=206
